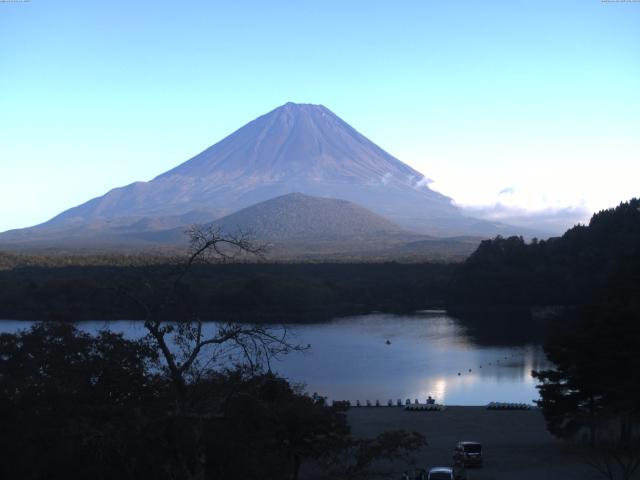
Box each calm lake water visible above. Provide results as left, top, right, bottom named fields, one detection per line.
left=0, top=311, right=549, bottom=406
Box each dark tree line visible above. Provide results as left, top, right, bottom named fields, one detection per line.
left=449, top=198, right=640, bottom=308
left=0, top=262, right=453, bottom=322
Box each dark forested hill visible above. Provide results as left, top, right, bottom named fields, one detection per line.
left=448, top=198, right=640, bottom=307
left=212, top=193, right=405, bottom=240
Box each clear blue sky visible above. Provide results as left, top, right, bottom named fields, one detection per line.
left=1, top=0, right=638, bottom=231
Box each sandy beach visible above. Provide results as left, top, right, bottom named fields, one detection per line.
left=345, top=406, right=602, bottom=480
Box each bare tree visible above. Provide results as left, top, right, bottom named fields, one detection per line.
left=118, top=225, right=305, bottom=480
left=137, top=225, right=303, bottom=391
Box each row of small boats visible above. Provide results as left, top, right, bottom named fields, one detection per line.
left=330, top=400, right=533, bottom=409
left=487, top=402, right=532, bottom=410
left=404, top=404, right=445, bottom=411
left=331, top=399, right=441, bottom=408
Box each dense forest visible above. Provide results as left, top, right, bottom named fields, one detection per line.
left=449, top=198, right=640, bottom=309
left=0, top=262, right=453, bottom=322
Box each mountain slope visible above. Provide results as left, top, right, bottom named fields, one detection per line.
left=0, top=102, right=543, bottom=248
left=34, top=102, right=459, bottom=232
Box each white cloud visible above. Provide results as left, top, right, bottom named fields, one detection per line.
left=461, top=203, right=591, bottom=235
left=412, top=175, right=433, bottom=189
left=400, top=125, right=639, bottom=223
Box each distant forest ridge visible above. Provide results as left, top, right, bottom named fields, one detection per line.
left=0, top=262, right=454, bottom=322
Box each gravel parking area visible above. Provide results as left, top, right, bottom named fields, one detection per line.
left=345, top=406, right=602, bottom=480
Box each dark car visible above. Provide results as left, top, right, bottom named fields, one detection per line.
left=453, top=441, right=483, bottom=467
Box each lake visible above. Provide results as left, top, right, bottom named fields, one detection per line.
left=0, top=311, right=549, bottom=406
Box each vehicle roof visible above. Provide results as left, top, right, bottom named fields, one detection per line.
left=458, top=441, right=481, bottom=445
left=428, top=467, right=453, bottom=473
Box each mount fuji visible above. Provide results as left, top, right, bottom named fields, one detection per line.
left=0, top=102, right=536, bottom=251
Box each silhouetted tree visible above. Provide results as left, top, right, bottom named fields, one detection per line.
left=533, top=305, right=640, bottom=479
left=0, top=322, right=425, bottom=480
left=116, top=225, right=311, bottom=480
left=534, top=306, right=640, bottom=442
left=0, top=323, right=163, bottom=479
